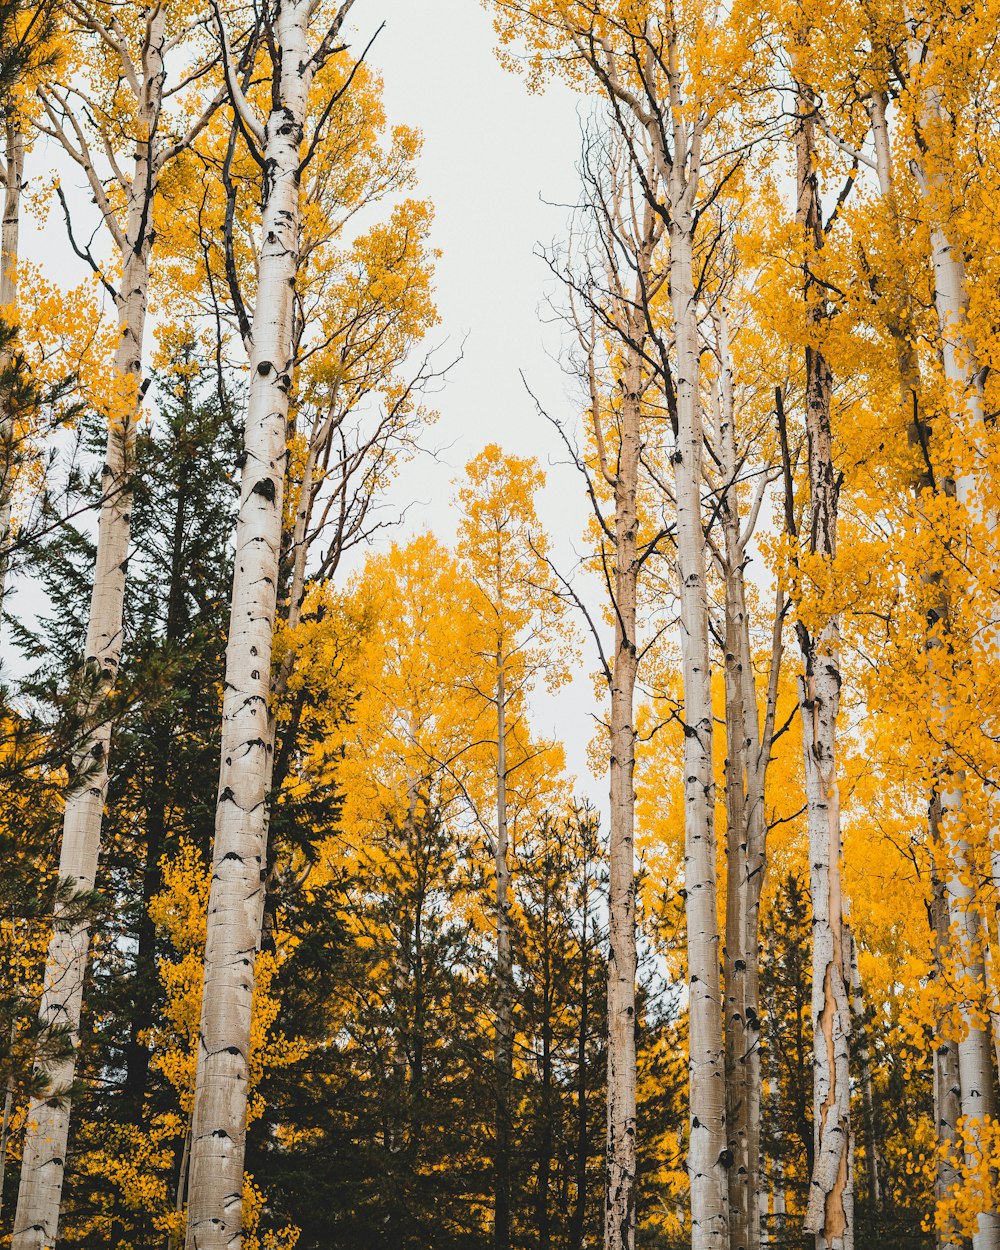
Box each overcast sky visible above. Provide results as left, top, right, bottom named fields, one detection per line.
left=362, top=2, right=603, bottom=789
left=19, top=1, right=605, bottom=791
left=362, top=0, right=590, bottom=542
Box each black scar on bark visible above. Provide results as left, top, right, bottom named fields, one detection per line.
left=252, top=477, right=276, bottom=502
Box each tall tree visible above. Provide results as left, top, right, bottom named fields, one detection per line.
left=456, top=444, right=568, bottom=1250
left=785, top=46, right=853, bottom=1248
left=183, top=2, right=366, bottom=1243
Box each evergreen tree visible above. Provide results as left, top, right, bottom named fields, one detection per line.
left=1, top=361, right=238, bottom=1246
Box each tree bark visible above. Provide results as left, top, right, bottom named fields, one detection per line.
left=669, top=213, right=728, bottom=1250
left=715, top=308, right=764, bottom=1250
left=12, top=16, right=164, bottom=1244
left=867, top=87, right=976, bottom=1249
left=603, top=323, right=640, bottom=1250
left=846, top=930, right=880, bottom=1218
left=929, top=833, right=962, bottom=1250
left=906, top=53, right=1000, bottom=1243
left=571, top=829, right=592, bottom=1250
left=536, top=847, right=553, bottom=1250
left=793, top=76, right=854, bottom=1250
left=184, top=5, right=315, bottom=1245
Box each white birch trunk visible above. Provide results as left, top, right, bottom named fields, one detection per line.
left=11, top=18, right=164, bottom=1244
left=868, top=89, right=982, bottom=1246
left=604, top=334, right=641, bottom=1250
left=909, top=63, right=1000, bottom=1240
left=798, top=627, right=853, bottom=1250
left=929, top=836, right=963, bottom=1250
left=899, top=23, right=1000, bottom=1238
left=794, top=80, right=853, bottom=1250
left=0, top=116, right=23, bottom=614
left=715, top=307, right=763, bottom=1250
left=670, top=215, right=727, bottom=1250
left=184, top=4, right=313, bottom=1243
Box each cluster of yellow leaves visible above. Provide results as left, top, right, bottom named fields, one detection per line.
left=71, top=840, right=309, bottom=1246
left=935, top=1117, right=1000, bottom=1241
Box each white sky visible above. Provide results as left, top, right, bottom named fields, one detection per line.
left=364, top=0, right=586, bottom=531
left=362, top=2, right=603, bottom=790
left=17, top=0, right=607, bottom=794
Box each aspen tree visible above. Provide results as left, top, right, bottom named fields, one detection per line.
left=895, top=13, right=1000, bottom=1245
left=486, top=5, right=764, bottom=1242
left=554, top=129, right=664, bottom=1250
left=13, top=9, right=221, bottom=1244
left=789, top=61, right=854, bottom=1250
left=456, top=446, right=568, bottom=1250
left=863, top=66, right=963, bottom=1248
left=183, top=5, right=366, bottom=1244
left=710, top=302, right=784, bottom=1250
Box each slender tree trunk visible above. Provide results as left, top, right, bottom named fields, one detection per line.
left=0, top=116, right=23, bottom=614
left=571, top=847, right=591, bottom=1250
left=12, top=19, right=164, bottom=1244
left=603, top=317, right=641, bottom=1250
left=865, top=90, right=975, bottom=1250
left=184, top=6, right=314, bottom=1244
left=536, top=860, right=553, bottom=1250
left=907, top=63, right=1000, bottom=1243
left=0, top=1033, right=15, bottom=1216
left=494, top=658, right=513, bottom=1250
left=716, top=309, right=762, bottom=1250
left=669, top=212, right=727, bottom=1250
left=846, top=930, right=881, bottom=1219
left=929, top=832, right=962, bottom=1250
left=793, top=77, right=853, bottom=1250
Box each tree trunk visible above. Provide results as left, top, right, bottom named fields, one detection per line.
left=669, top=214, right=727, bottom=1250
left=908, top=64, right=1000, bottom=1243
left=571, top=839, right=592, bottom=1250
left=603, top=305, right=641, bottom=1250
left=494, top=659, right=513, bottom=1250
left=846, top=930, right=880, bottom=1218
left=794, top=77, right=854, bottom=1250
left=929, top=833, right=962, bottom=1250
left=868, top=88, right=978, bottom=1249
left=184, top=6, right=313, bottom=1244
left=536, top=854, right=553, bottom=1250
left=0, top=115, right=23, bottom=614
left=12, top=17, right=163, bottom=1244
left=716, top=308, right=762, bottom=1250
